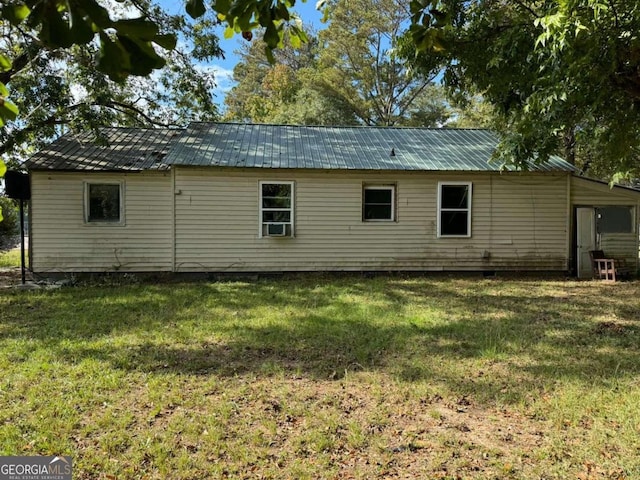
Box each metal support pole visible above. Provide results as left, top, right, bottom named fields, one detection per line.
left=19, top=199, right=25, bottom=285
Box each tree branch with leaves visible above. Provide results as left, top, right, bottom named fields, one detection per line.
left=406, top=0, right=640, bottom=180
left=0, top=0, right=311, bottom=220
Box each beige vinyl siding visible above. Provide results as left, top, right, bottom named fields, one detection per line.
left=30, top=171, right=172, bottom=272
left=174, top=168, right=570, bottom=272
left=571, top=177, right=640, bottom=272
left=600, top=235, right=638, bottom=269
left=571, top=177, right=640, bottom=206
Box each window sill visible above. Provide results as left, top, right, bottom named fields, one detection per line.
left=84, top=221, right=126, bottom=227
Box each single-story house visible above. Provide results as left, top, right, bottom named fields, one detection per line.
left=24, top=123, right=640, bottom=277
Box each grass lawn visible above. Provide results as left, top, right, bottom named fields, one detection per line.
left=0, top=275, right=639, bottom=479
left=0, top=247, right=21, bottom=268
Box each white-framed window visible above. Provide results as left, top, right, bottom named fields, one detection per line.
left=438, top=182, right=472, bottom=237
left=84, top=181, right=124, bottom=224
left=363, top=184, right=395, bottom=221
left=259, top=181, right=294, bottom=237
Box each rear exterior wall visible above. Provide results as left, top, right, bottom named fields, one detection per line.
left=30, top=171, right=173, bottom=273
left=173, top=168, right=570, bottom=272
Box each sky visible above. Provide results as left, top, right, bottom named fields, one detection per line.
left=156, top=0, right=325, bottom=109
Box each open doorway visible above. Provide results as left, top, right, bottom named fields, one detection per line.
left=574, top=205, right=635, bottom=278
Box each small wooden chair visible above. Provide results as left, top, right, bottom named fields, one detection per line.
left=589, top=250, right=631, bottom=281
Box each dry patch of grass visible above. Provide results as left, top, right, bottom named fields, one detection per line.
left=0, top=275, right=639, bottom=479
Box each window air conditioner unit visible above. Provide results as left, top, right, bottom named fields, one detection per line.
left=267, top=223, right=287, bottom=236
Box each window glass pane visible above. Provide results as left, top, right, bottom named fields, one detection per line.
left=263, top=211, right=291, bottom=223
left=441, top=185, right=469, bottom=209
left=364, top=204, right=392, bottom=220
left=262, top=197, right=291, bottom=208
left=440, top=211, right=468, bottom=236
left=89, top=184, right=120, bottom=222
left=596, top=207, right=633, bottom=233
left=363, top=187, right=393, bottom=220
left=262, top=183, right=291, bottom=198
left=364, top=188, right=392, bottom=205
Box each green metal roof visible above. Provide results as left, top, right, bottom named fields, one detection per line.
left=166, top=123, right=575, bottom=172
left=24, top=123, right=576, bottom=172
left=24, top=128, right=182, bottom=171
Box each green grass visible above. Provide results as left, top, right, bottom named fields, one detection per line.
left=0, top=247, right=21, bottom=267
left=1, top=275, right=639, bottom=479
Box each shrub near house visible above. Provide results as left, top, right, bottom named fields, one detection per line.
left=0, top=196, right=19, bottom=247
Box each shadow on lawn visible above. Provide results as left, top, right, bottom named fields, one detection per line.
left=1, top=275, right=639, bottom=403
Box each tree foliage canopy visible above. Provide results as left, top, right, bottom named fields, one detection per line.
left=316, top=0, right=443, bottom=126
left=407, top=0, right=640, bottom=179
left=224, top=30, right=359, bottom=125
left=1, top=0, right=224, bottom=166
left=225, top=0, right=457, bottom=127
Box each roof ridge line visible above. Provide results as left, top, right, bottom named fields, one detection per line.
left=186, top=121, right=494, bottom=132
